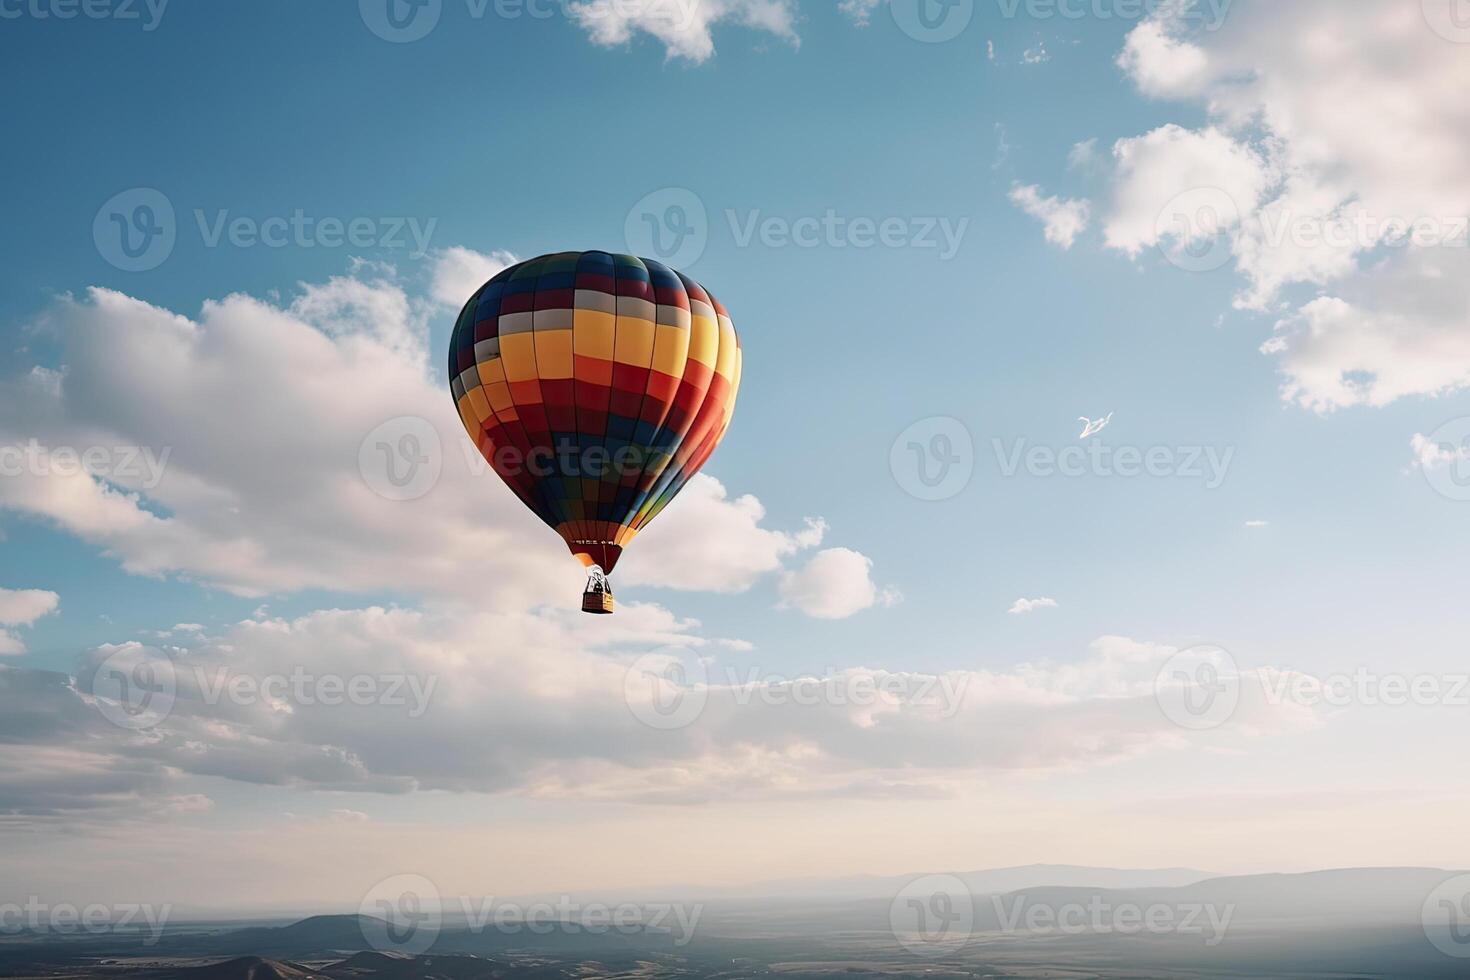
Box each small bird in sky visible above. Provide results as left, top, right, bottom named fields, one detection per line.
left=1078, top=413, right=1114, bottom=439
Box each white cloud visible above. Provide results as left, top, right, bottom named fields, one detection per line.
left=0, top=588, right=59, bottom=627
left=566, top=0, right=797, bottom=64
left=1226, top=176, right=1369, bottom=312
left=1260, top=250, right=1470, bottom=412
left=1102, top=124, right=1269, bottom=257
left=0, top=589, right=60, bottom=656
left=291, top=265, right=429, bottom=362
left=429, top=246, right=517, bottom=309
left=1115, top=14, right=1209, bottom=98
left=619, top=481, right=826, bottom=594
left=1008, top=596, right=1058, bottom=615
left=1009, top=184, right=1091, bottom=250
left=0, top=283, right=550, bottom=604
left=0, top=266, right=840, bottom=607
left=1243, top=520, right=1268, bottom=529
left=1411, top=431, right=1470, bottom=473
left=1106, top=2, right=1470, bottom=410
left=778, top=547, right=898, bottom=620
left=0, top=626, right=1321, bottom=816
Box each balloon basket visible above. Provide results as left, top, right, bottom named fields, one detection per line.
left=582, top=590, right=615, bottom=615
left=581, top=565, right=614, bottom=615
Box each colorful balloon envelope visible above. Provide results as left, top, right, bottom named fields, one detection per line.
left=448, top=252, right=743, bottom=613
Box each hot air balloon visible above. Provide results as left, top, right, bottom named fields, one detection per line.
left=448, top=252, right=742, bottom=614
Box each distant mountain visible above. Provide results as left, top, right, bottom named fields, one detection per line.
left=942, top=863, right=1218, bottom=895
left=573, top=862, right=1219, bottom=904
left=1132, top=866, right=1464, bottom=925
left=14, top=866, right=1458, bottom=979
left=6, top=870, right=1470, bottom=980
left=987, top=866, right=1462, bottom=916
left=947, top=868, right=1470, bottom=980
left=640, top=865, right=1468, bottom=947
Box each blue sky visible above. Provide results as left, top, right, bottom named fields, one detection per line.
left=2, top=0, right=1470, bottom=907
